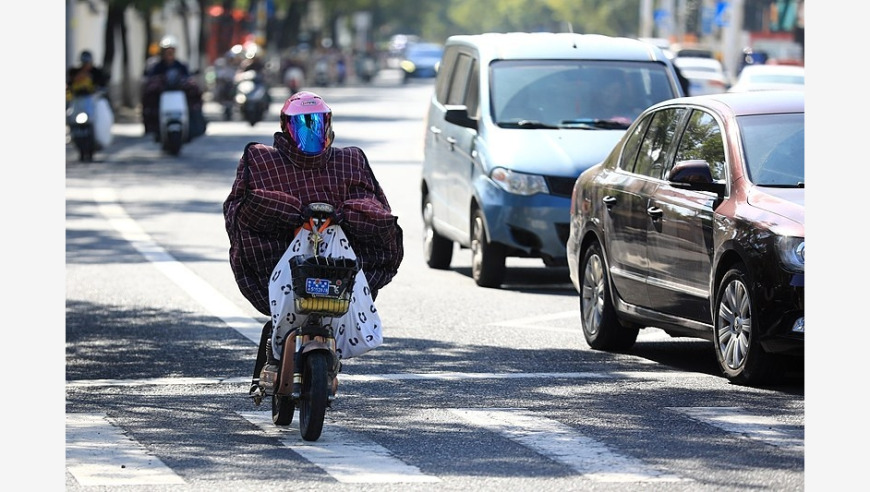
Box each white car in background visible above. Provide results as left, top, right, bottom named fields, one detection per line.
left=673, top=56, right=730, bottom=95
left=729, top=64, right=805, bottom=92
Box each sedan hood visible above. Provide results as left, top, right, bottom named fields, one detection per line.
left=483, top=128, right=625, bottom=176
left=746, top=186, right=805, bottom=225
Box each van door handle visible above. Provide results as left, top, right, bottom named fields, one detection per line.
left=429, top=126, right=441, bottom=135
left=446, top=136, right=456, bottom=150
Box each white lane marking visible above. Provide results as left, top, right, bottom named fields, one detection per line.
left=92, top=187, right=263, bottom=344
left=66, top=376, right=252, bottom=388
left=68, top=370, right=729, bottom=388
left=449, top=408, right=686, bottom=483
left=489, top=312, right=680, bottom=341
left=239, top=411, right=440, bottom=483
left=668, top=407, right=804, bottom=452
left=66, top=413, right=185, bottom=486
left=66, top=372, right=614, bottom=389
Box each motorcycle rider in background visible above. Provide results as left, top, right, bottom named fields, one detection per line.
left=233, top=41, right=272, bottom=123
left=67, top=50, right=109, bottom=104
left=140, top=35, right=205, bottom=140
left=213, top=46, right=243, bottom=120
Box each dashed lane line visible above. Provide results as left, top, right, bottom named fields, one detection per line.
left=239, top=411, right=441, bottom=483
left=449, top=408, right=688, bottom=483
left=668, top=406, right=804, bottom=452
left=66, top=413, right=186, bottom=486
left=92, top=187, right=263, bottom=344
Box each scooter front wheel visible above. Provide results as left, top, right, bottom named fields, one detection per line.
left=163, top=130, right=183, bottom=155
left=272, top=394, right=295, bottom=426
left=299, top=351, right=330, bottom=441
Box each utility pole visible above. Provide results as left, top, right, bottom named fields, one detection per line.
left=640, top=0, right=654, bottom=38
left=720, top=0, right=745, bottom=81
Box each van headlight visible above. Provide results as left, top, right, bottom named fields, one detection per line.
left=776, top=236, right=804, bottom=273
left=490, top=167, right=549, bottom=196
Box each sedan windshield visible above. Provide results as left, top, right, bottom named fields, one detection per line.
left=739, top=113, right=805, bottom=187
left=490, top=60, right=677, bottom=128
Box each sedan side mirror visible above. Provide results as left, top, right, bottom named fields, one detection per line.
left=445, top=105, right=478, bottom=131
left=668, top=159, right=726, bottom=195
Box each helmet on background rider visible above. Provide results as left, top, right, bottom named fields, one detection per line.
left=159, top=35, right=179, bottom=51
left=280, top=91, right=334, bottom=155
left=80, top=50, right=94, bottom=65
left=243, top=41, right=260, bottom=60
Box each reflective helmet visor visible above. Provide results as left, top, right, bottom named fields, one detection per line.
left=286, top=112, right=330, bottom=154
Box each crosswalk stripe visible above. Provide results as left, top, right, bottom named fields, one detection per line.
left=239, top=411, right=441, bottom=483
left=448, top=408, right=688, bottom=483
left=66, top=370, right=720, bottom=389
left=668, top=407, right=804, bottom=451
left=66, top=413, right=185, bottom=486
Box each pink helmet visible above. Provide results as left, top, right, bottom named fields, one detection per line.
left=280, top=91, right=333, bottom=155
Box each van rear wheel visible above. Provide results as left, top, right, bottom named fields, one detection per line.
left=423, top=195, right=453, bottom=269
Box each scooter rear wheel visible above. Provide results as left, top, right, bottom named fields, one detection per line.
left=299, top=351, right=330, bottom=441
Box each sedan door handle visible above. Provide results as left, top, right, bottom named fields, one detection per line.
left=446, top=136, right=457, bottom=150
left=602, top=196, right=616, bottom=208
left=647, top=206, right=663, bottom=219
left=429, top=126, right=441, bottom=135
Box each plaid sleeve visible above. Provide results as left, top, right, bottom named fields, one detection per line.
left=236, top=188, right=303, bottom=234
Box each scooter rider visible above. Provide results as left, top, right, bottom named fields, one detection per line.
left=140, top=35, right=204, bottom=139
left=67, top=50, right=109, bottom=101
left=222, top=91, right=404, bottom=396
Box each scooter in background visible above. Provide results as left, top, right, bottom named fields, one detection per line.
left=67, top=88, right=113, bottom=162
left=159, top=68, right=189, bottom=155
left=235, top=69, right=271, bottom=126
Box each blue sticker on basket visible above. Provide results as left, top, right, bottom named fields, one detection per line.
left=305, top=278, right=330, bottom=295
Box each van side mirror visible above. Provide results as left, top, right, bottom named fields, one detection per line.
left=668, top=159, right=726, bottom=195
left=444, top=105, right=478, bottom=131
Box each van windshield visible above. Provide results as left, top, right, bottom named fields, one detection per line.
left=491, top=60, right=677, bottom=128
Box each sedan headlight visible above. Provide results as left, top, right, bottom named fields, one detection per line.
left=776, top=236, right=804, bottom=272
left=490, top=167, right=549, bottom=196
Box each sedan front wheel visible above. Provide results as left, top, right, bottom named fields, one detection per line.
left=714, top=265, right=781, bottom=385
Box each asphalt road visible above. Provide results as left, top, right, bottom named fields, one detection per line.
left=56, top=71, right=808, bottom=491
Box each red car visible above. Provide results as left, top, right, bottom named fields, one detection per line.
left=566, top=90, right=804, bottom=386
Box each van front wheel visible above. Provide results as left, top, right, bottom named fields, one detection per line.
left=471, top=209, right=505, bottom=288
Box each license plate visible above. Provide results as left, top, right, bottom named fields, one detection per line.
left=305, top=278, right=331, bottom=296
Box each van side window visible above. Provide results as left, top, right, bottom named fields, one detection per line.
left=447, top=53, right=473, bottom=105
left=435, top=48, right=457, bottom=104
left=465, top=58, right=480, bottom=117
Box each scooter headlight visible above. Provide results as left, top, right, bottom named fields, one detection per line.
left=75, top=112, right=89, bottom=124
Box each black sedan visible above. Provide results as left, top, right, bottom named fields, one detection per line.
left=566, top=90, right=804, bottom=386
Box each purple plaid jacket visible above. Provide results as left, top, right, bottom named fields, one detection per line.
left=223, top=132, right=404, bottom=315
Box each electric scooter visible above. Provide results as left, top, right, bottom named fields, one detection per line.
left=67, top=88, right=114, bottom=162
left=158, top=68, right=190, bottom=155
